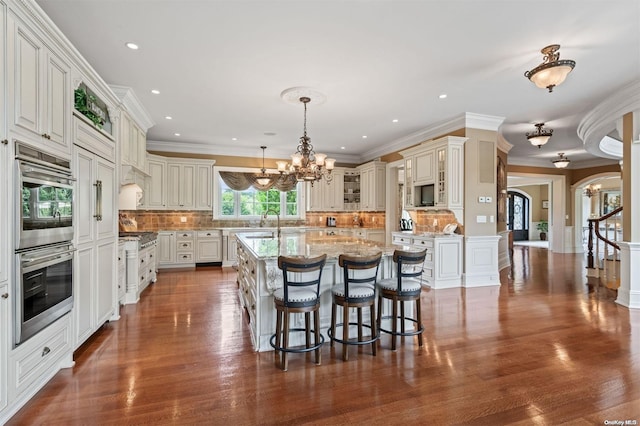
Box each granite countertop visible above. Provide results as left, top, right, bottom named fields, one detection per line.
left=237, top=230, right=399, bottom=260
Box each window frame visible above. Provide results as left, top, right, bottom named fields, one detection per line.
left=213, top=166, right=306, bottom=220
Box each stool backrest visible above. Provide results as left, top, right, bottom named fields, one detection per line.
left=338, top=252, right=383, bottom=299
left=392, top=249, right=427, bottom=293
left=278, top=254, right=327, bottom=304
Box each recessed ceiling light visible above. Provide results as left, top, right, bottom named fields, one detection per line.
left=392, top=119, right=399, bottom=123
left=151, top=89, right=160, bottom=95
left=174, top=133, right=180, bottom=136
left=340, top=146, right=345, bottom=150
left=165, top=116, right=172, bottom=120
left=362, top=135, right=367, bottom=139
left=125, top=42, right=139, bottom=50
left=232, top=138, right=237, bottom=141
left=439, top=94, right=447, bottom=99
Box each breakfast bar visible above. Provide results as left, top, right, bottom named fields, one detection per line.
left=236, top=230, right=400, bottom=352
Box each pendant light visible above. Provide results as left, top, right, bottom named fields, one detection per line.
left=526, top=123, right=553, bottom=148
left=552, top=152, right=570, bottom=168
left=524, top=44, right=576, bottom=92
left=256, top=146, right=272, bottom=186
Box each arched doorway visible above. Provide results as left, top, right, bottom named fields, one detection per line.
left=508, top=191, right=529, bottom=241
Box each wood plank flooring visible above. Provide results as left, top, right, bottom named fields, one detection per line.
left=7, top=246, right=640, bottom=425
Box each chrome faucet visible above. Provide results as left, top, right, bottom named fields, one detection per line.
left=262, top=209, right=281, bottom=239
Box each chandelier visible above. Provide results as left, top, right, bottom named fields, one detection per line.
left=256, top=146, right=272, bottom=186
left=552, top=152, right=570, bottom=168
left=524, top=44, right=575, bottom=93
left=526, top=123, right=553, bottom=148
left=276, top=96, right=335, bottom=185
left=584, top=184, right=601, bottom=198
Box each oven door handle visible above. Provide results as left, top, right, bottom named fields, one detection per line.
left=94, top=180, right=103, bottom=221
left=21, top=250, right=75, bottom=274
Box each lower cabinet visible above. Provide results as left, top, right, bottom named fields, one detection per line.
left=117, top=242, right=126, bottom=304
left=392, top=232, right=463, bottom=289
left=176, top=231, right=195, bottom=264
left=123, top=242, right=157, bottom=304
left=195, top=230, right=222, bottom=263
left=157, top=231, right=176, bottom=265
left=8, top=314, right=73, bottom=406
left=0, top=283, right=8, bottom=415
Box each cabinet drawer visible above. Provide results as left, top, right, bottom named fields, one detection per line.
left=197, top=230, right=220, bottom=239
left=411, top=238, right=434, bottom=249
left=11, top=316, right=71, bottom=397
left=354, top=230, right=366, bottom=238
left=177, top=252, right=194, bottom=263
left=392, top=235, right=411, bottom=245
left=177, top=241, right=193, bottom=251
left=422, top=267, right=433, bottom=279
left=177, top=231, right=194, bottom=240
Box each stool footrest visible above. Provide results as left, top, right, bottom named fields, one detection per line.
left=270, top=328, right=324, bottom=353
left=378, top=315, right=424, bottom=337
left=327, top=322, right=378, bottom=346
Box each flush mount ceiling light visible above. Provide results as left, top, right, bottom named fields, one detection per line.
left=276, top=95, right=335, bottom=186
left=552, top=152, right=570, bottom=168
left=526, top=123, right=553, bottom=148
left=524, top=44, right=575, bottom=92
left=256, top=146, right=272, bottom=186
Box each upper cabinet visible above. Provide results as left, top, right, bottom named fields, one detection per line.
left=7, top=12, right=71, bottom=156
left=119, top=110, right=146, bottom=172
left=307, top=168, right=345, bottom=212
left=357, top=161, right=386, bottom=211
left=400, top=136, right=467, bottom=217
left=143, top=156, right=213, bottom=211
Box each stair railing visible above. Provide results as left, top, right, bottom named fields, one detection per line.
left=587, top=206, right=622, bottom=285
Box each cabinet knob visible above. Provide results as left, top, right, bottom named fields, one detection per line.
left=41, top=133, right=51, bottom=140
left=1, top=139, right=8, bottom=145
left=206, top=233, right=211, bottom=236
left=42, top=346, right=51, bottom=357
left=1, top=293, right=8, bottom=299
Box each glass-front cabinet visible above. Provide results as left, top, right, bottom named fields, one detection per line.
left=343, top=170, right=360, bottom=211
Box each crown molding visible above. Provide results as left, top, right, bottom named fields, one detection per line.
left=578, top=79, right=640, bottom=158
left=109, top=85, right=155, bottom=132
left=496, top=133, right=514, bottom=154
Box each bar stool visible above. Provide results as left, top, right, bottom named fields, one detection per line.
left=270, top=254, right=327, bottom=371
left=376, top=249, right=427, bottom=350
left=328, top=252, right=382, bottom=361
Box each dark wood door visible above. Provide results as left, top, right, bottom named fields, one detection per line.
left=507, top=191, right=529, bottom=241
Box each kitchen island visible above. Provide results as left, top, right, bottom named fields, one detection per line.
left=236, top=230, right=403, bottom=352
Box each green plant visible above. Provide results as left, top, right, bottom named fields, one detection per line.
left=536, top=220, right=548, bottom=233
left=74, top=88, right=104, bottom=128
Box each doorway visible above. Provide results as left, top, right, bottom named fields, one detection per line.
left=508, top=191, right=529, bottom=241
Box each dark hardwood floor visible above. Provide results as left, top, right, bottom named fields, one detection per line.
left=7, top=246, right=640, bottom=425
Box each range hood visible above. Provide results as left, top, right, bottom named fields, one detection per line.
left=119, top=183, right=143, bottom=210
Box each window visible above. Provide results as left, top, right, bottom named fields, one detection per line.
left=215, top=168, right=304, bottom=219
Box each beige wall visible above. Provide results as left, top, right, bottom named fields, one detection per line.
left=514, top=185, right=549, bottom=222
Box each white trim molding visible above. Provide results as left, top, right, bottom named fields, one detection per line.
left=617, top=242, right=640, bottom=309
left=497, top=230, right=511, bottom=271
left=463, top=236, right=501, bottom=287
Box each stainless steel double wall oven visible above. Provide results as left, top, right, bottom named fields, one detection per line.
left=14, top=142, right=75, bottom=346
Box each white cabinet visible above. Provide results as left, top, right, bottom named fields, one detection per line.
left=73, top=143, right=118, bottom=349
left=400, top=136, right=466, bottom=216
left=144, top=155, right=166, bottom=209
left=123, top=241, right=157, bottom=304
left=357, top=161, right=386, bottom=211
left=119, top=110, right=146, bottom=172
left=167, top=162, right=196, bottom=209
left=196, top=230, right=222, bottom=263
left=7, top=14, right=71, bottom=156
left=117, top=242, right=126, bottom=304
left=307, top=168, right=345, bottom=211
left=414, top=150, right=435, bottom=185
left=195, top=164, right=212, bottom=210
left=364, top=229, right=385, bottom=243
left=0, top=283, right=8, bottom=414
left=157, top=231, right=176, bottom=265
left=392, top=232, right=463, bottom=289
left=176, top=231, right=195, bottom=264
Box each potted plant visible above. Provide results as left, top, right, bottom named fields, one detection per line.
left=537, top=220, right=548, bottom=241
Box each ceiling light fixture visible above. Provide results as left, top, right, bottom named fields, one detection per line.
left=524, top=44, right=575, bottom=92
left=552, top=152, right=570, bottom=168
left=256, top=146, right=272, bottom=186
left=151, top=89, right=160, bottom=95
left=584, top=184, right=601, bottom=198
left=276, top=96, right=335, bottom=186
left=526, top=123, right=553, bottom=148
left=125, top=42, right=139, bottom=50
left=439, top=94, right=447, bottom=99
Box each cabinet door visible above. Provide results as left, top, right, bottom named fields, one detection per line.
left=196, top=239, right=222, bottom=262
left=360, top=168, right=373, bottom=210
left=136, top=127, right=146, bottom=171
left=0, top=282, right=6, bottom=413
left=120, top=112, right=131, bottom=165
left=145, top=159, right=166, bottom=209
left=44, top=51, right=70, bottom=152
left=157, top=232, right=176, bottom=264
left=166, top=164, right=182, bottom=208
left=96, top=157, right=116, bottom=240
left=11, top=20, right=42, bottom=137
left=75, top=147, right=96, bottom=245
left=414, top=150, right=435, bottom=184
left=326, top=171, right=344, bottom=211
left=95, top=240, right=115, bottom=325
left=307, top=181, right=324, bottom=211
left=435, top=146, right=447, bottom=205
left=75, top=245, right=94, bottom=346
left=404, top=158, right=414, bottom=208
left=181, top=164, right=196, bottom=209
left=195, top=164, right=212, bottom=210
left=129, top=122, right=139, bottom=168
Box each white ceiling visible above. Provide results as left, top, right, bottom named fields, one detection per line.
left=36, top=0, right=640, bottom=168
